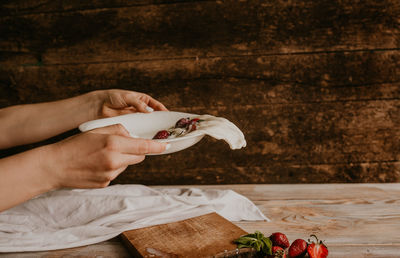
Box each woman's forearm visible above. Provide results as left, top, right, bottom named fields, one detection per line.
left=0, top=124, right=167, bottom=212
left=0, top=89, right=169, bottom=211
left=0, top=91, right=103, bottom=149
left=0, top=145, right=55, bottom=212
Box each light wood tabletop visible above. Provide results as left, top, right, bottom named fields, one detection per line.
left=1, top=183, right=399, bottom=257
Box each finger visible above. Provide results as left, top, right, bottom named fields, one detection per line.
left=94, top=151, right=145, bottom=180
left=119, top=153, right=146, bottom=165
left=107, top=107, right=137, bottom=116
left=109, top=136, right=168, bottom=155
left=89, top=124, right=130, bottom=137
left=106, top=155, right=145, bottom=175
left=124, top=92, right=168, bottom=112
left=147, top=97, right=168, bottom=111
left=109, top=166, right=130, bottom=180
left=80, top=182, right=111, bottom=189
left=123, top=94, right=150, bottom=113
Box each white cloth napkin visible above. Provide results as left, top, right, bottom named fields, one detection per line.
left=0, top=185, right=268, bottom=252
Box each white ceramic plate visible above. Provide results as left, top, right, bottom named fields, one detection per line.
left=78, top=111, right=205, bottom=155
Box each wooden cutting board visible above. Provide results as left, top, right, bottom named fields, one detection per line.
left=120, top=212, right=249, bottom=257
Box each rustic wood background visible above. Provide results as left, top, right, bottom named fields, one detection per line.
left=0, top=0, right=399, bottom=184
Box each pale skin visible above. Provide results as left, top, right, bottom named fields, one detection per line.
left=0, top=89, right=168, bottom=212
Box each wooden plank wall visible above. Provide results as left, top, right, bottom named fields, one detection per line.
left=0, top=0, right=399, bottom=184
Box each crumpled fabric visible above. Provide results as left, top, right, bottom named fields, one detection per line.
left=0, top=184, right=268, bottom=252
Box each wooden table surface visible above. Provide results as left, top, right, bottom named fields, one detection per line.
left=1, top=183, right=399, bottom=257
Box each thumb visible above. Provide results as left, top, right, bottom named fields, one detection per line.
left=89, top=124, right=130, bottom=137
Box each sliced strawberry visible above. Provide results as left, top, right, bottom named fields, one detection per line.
left=307, top=235, right=328, bottom=258
left=152, top=130, right=170, bottom=139
left=270, top=232, right=290, bottom=249
left=289, top=239, right=307, bottom=257
left=186, top=118, right=201, bottom=132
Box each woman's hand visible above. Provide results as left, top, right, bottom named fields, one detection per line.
left=95, top=89, right=168, bottom=118
left=0, top=123, right=167, bottom=211
left=0, top=89, right=168, bottom=149
left=42, top=124, right=168, bottom=189
left=0, top=90, right=169, bottom=211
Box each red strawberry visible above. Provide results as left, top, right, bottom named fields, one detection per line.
left=175, top=118, right=190, bottom=128
left=270, top=232, right=290, bottom=249
left=186, top=118, right=201, bottom=132
left=189, top=118, right=200, bottom=124
left=289, top=239, right=307, bottom=257
left=307, top=235, right=328, bottom=258
left=152, top=130, right=170, bottom=139
left=268, top=246, right=286, bottom=258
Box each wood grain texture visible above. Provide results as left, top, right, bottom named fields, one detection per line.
left=0, top=238, right=131, bottom=257
left=2, top=184, right=399, bottom=257
left=0, top=0, right=399, bottom=184
left=120, top=212, right=247, bottom=257
left=156, top=184, right=400, bottom=257
left=1, top=0, right=399, bottom=65
left=2, top=51, right=399, bottom=106
left=113, top=160, right=400, bottom=185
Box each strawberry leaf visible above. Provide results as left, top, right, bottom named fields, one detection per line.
left=234, top=231, right=272, bottom=255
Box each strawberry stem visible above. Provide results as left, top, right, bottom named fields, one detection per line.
left=309, top=234, right=319, bottom=243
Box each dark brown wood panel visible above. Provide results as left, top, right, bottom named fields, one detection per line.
left=1, top=50, right=399, bottom=105
left=113, top=161, right=400, bottom=184
left=135, top=101, right=400, bottom=163
left=1, top=101, right=398, bottom=171
left=121, top=120, right=399, bottom=169
left=1, top=1, right=399, bottom=184
left=1, top=0, right=399, bottom=65
left=0, top=0, right=210, bottom=16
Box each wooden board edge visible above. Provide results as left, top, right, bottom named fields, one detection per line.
left=119, top=233, right=144, bottom=258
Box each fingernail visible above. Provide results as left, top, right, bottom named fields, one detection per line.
left=145, top=106, right=154, bottom=112
left=165, top=143, right=171, bottom=150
